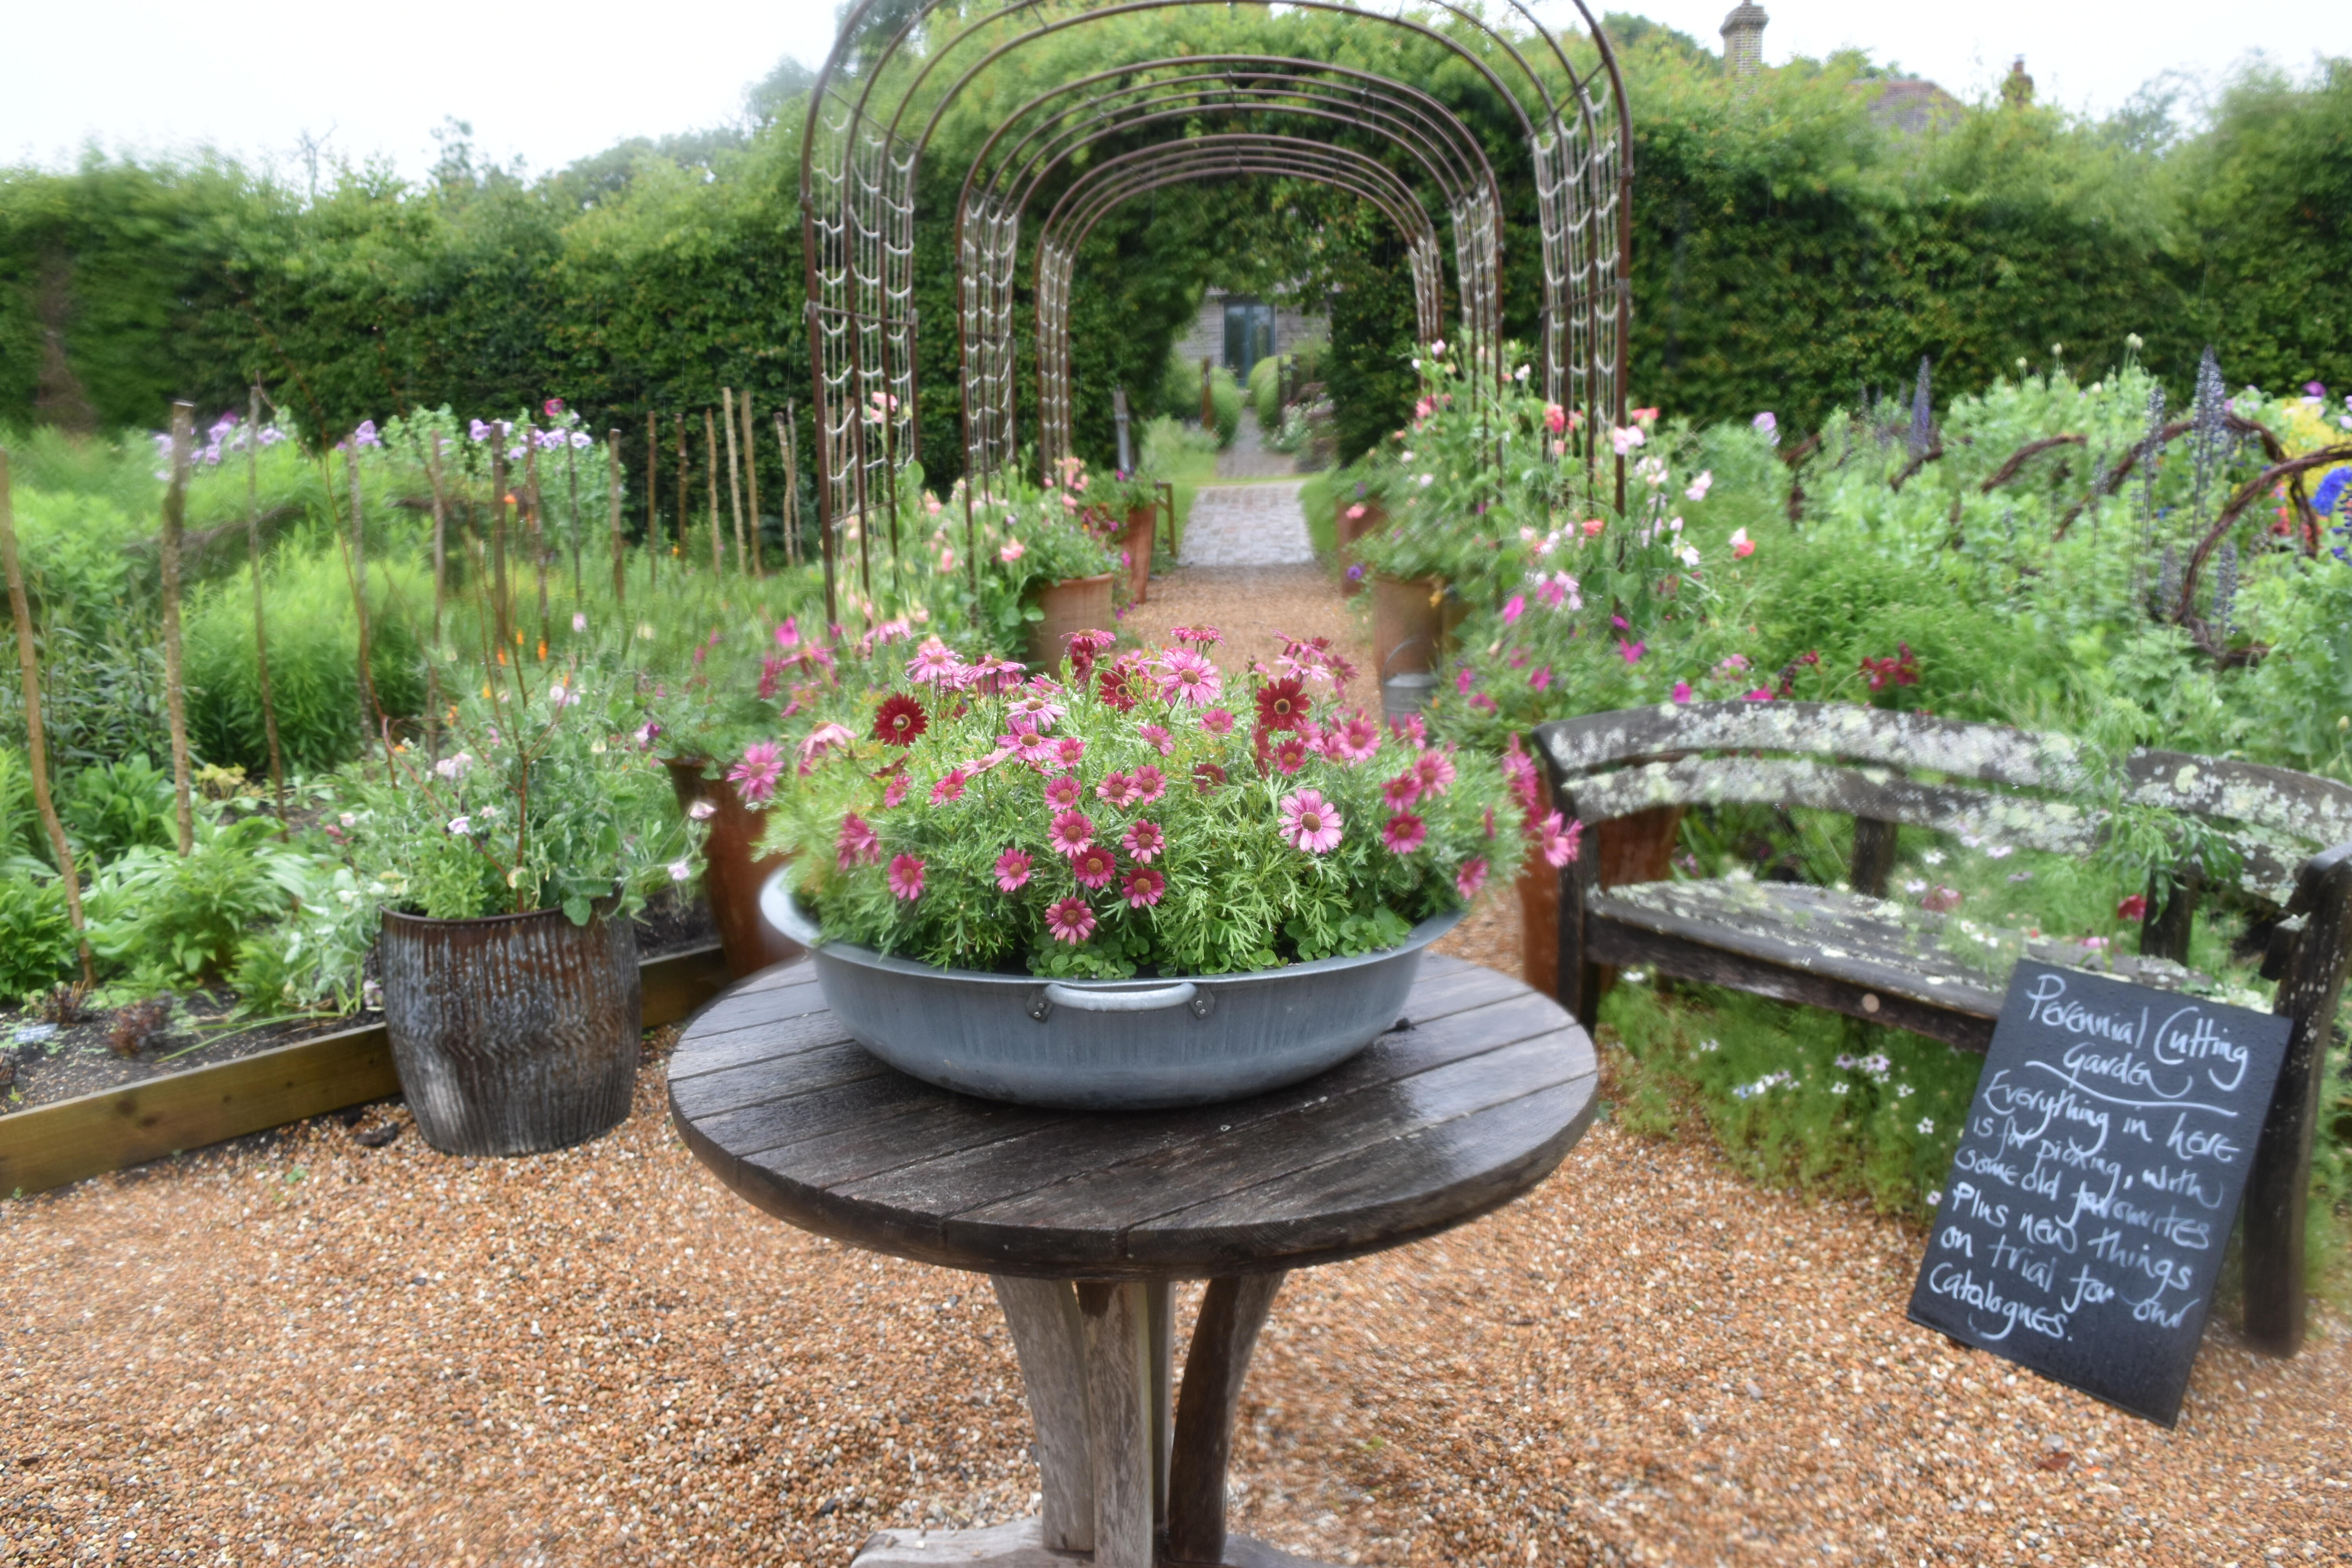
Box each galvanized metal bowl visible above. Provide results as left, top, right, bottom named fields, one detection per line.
left=759, top=873, right=1461, bottom=1111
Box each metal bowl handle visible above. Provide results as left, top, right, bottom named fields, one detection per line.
left=1042, top=980, right=1200, bottom=1013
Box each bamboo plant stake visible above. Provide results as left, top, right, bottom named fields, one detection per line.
left=777, top=404, right=801, bottom=566
left=704, top=408, right=724, bottom=579
left=523, top=425, right=550, bottom=645
left=739, top=387, right=764, bottom=580
left=419, top=429, right=453, bottom=759
left=489, top=443, right=513, bottom=655
left=159, top=402, right=196, bottom=855
left=722, top=388, right=749, bottom=580
left=0, top=448, right=95, bottom=986
left=673, top=413, right=689, bottom=576
left=346, top=440, right=381, bottom=739
left=564, top=425, right=583, bottom=602
left=645, top=412, right=659, bottom=591
left=606, top=430, right=627, bottom=604
left=244, top=390, right=289, bottom=835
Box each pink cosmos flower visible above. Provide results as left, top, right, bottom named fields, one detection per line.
left=1122, top=866, right=1167, bottom=908
left=1501, top=594, right=1526, bottom=624
left=1157, top=648, right=1223, bottom=706
left=1456, top=857, right=1490, bottom=899
left=1070, top=844, right=1118, bottom=890
left=1269, top=736, right=1311, bottom=775
left=1131, top=764, right=1167, bottom=803
left=1136, top=724, right=1174, bottom=757
left=729, top=741, right=784, bottom=803
left=1049, top=810, right=1095, bottom=857
left=1381, top=772, right=1422, bottom=810
left=1279, top=789, right=1343, bottom=854
left=995, top=848, right=1033, bottom=891
left=1200, top=708, right=1236, bottom=736
left=881, top=773, right=909, bottom=809
left=1044, top=772, right=1083, bottom=808
left=1414, top=750, right=1457, bottom=797
left=838, top=813, right=881, bottom=869
left=1382, top=812, right=1427, bottom=855
left=1122, top=819, right=1165, bottom=862
left=887, top=854, right=926, bottom=900
left=1096, top=771, right=1141, bottom=808
left=930, top=769, right=969, bottom=805
left=1045, top=897, right=1097, bottom=945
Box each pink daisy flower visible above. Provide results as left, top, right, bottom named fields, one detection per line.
left=1200, top=707, right=1236, bottom=736
left=1456, top=857, right=1490, bottom=900
left=728, top=741, right=784, bottom=804
left=1044, top=772, right=1083, bottom=808
left=1070, top=844, right=1118, bottom=890
left=1049, top=810, right=1094, bottom=857
left=881, top=772, right=910, bottom=809
left=797, top=722, right=855, bottom=776
left=1136, top=723, right=1174, bottom=757
left=1535, top=813, right=1582, bottom=868
left=887, top=853, right=926, bottom=900
left=1005, top=688, right=1066, bottom=733
left=837, top=813, right=881, bottom=869
left=1045, top=897, right=1097, bottom=945
left=1278, top=789, right=1343, bottom=855
left=1414, top=750, right=1457, bottom=797
left=1130, top=764, right=1167, bottom=804
left=1381, top=812, right=1427, bottom=855
left=930, top=769, right=969, bottom=805
left=995, top=848, right=1033, bottom=891
left=1268, top=736, right=1310, bottom=775
left=1156, top=648, right=1223, bottom=706
left=1096, top=771, right=1141, bottom=808
left=1381, top=772, right=1422, bottom=810
left=1122, top=819, right=1165, bottom=863
left=905, top=637, right=962, bottom=685
left=1171, top=625, right=1223, bottom=646
left=1121, top=866, right=1167, bottom=909
left=1054, top=736, right=1087, bottom=768
left=1325, top=713, right=1381, bottom=764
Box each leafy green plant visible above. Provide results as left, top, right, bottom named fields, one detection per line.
left=1249, top=354, right=1286, bottom=428
left=86, top=815, right=315, bottom=985
left=1207, top=368, right=1244, bottom=449
left=59, top=754, right=178, bottom=862
left=0, top=872, right=78, bottom=996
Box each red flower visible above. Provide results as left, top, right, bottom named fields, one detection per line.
left=1193, top=761, right=1228, bottom=792
left=2117, top=894, right=2149, bottom=923
left=1255, top=676, right=1308, bottom=733
left=1268, top=736, right=1311, bottom=775
left=1121, top=866, right=1167, bottom=908
left=873, top=692, right=929, bottom=746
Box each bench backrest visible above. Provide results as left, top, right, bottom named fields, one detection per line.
left=1532, top=702, right=2352, bottom=907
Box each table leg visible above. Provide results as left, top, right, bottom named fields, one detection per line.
left=1077, top=1281, right=1155, bottom=1568
left=991, top=1276, right=1094, bottom=1553
left=1165, top=1273, right=1287, bottom=1566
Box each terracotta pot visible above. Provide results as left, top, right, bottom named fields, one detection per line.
left=665, top=759, right=805, bottom=980
left=1371, top=573, right=1443, bottom=679
left=379, top=903, right=641, bottom=1156
left=1336, top=498, right=1386, bottom=597
left=1026, top=572, right=1115, bottom=670
left=1515, top=804, right=1686, bottom=1000
left=1121, top=506, right=1156, bottom=605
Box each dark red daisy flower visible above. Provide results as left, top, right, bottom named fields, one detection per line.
left=873, top=692, right=929, bottom=747
left=1254, top=676, right=1308, bottom=733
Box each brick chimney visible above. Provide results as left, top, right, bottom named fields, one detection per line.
left=1721, top=3, right=1768, bottom=89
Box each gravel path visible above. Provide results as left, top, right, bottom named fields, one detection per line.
left=6, top=564, right=2348, bottom=1568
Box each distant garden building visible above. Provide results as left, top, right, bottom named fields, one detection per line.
left=1176, top=290, right=1331, bottom=374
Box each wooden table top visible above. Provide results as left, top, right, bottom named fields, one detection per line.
left=668, top=953, right=1598, bottom=1281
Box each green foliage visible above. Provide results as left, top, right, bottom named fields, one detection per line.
left=87, top=814, right=313, bottom=985
left=58, top=754, right=176, bottom=862
left=0, top=871, right=76, bottom=996
left=1207, top=368, right=1244, bottom=449
left=0, top=746, right=43, bottom=871
left=1249, top=355, right=1285, bottom=428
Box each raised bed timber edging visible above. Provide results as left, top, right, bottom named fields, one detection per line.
left=0, top=943, right=731, bottom=1200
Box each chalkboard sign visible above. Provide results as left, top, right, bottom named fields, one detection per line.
left=1907, top=960, right=2292, bottom=1426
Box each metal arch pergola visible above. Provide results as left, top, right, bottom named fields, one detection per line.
left=800, top=0, right=1632, bottom=627
left=1031, top=136, right=1457, bottom=475
left=956, top=59, right=1512, bottom=480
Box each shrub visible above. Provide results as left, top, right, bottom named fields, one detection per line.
left=1207, top=368, right=1243, bottom=448
left=59, top=754, right=177, bottom=862
left=1249, top=354, right=1285, bottom=428
left=87, top=814, right=313, bottom=984
left=0, top=873, right=78, bottom=996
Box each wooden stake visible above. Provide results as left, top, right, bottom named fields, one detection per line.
left=419, top=427, right=452, bottom=761
left=0, top=447, right=96, bottom=986
left=705, top=407, right=724, bottom=579
left=722, top=387, right=749, bottom=580
left=346, top=442, right=380, bottom=739
left=674, top=413, right=689, bottom=575
left=523, top=424, right=549, bottom=642
left=645, top=411, right=659, bottom=591
left=775, top=407, right=800, bottom=567
left=606, top=430, right=626, bottom=605
left=246, top=390, right=289, bottom=837
left=489, top=443, right=512, bottom=653
left=739, top=387, right=764, bottom=580
left=160, top=402, right=196, bottom=855
left=564, top=425, right=583, bottom=603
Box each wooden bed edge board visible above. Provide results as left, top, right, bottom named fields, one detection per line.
left=0, top=943, right=731, bottom=1201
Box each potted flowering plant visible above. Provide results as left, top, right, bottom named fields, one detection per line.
left=339, top=670, right=699, bottom=1155
left=753, top=628, right=1568, bottom=1109
left=1088, top=467, right=1162, bottom=605
left=970, top=460, right=1122, bottom=666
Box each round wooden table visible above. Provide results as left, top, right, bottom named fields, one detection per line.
left=669, top=951, right=1597, bottom=1568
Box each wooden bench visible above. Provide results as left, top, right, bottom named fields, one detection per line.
left=1530, top=701, right=2352, bottom=1357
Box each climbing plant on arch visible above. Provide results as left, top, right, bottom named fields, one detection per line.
left=799, top=0, right=1632, bottom=624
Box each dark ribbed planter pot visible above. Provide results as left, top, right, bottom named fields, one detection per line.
left=665, top=759, right=805, bottom=980
left=379, top=904, right=642, bottom=1156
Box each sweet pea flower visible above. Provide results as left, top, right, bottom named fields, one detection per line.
left=434, top=751, right=474, bottom=781
left=1684, top=471, right=1714, bottom=502
left=1672, top=680, right=1693, bottom=703
left=1544, top=403, right=1567, bottom=434
left=1730, top=527, right=1755, bottom=559
left=668, top=858, right=695, bottom=883
left=1582, top=517, right=1605, bottom=538
left=1753, top=410, right=1779, bottom=445
left=1611, top=425, right=1646, bottom=456
left=1501, top=594, right=1526, bottom=624
left=688, top=799, right=717, bottom=821
left=446, top=815, right=472, bottom=835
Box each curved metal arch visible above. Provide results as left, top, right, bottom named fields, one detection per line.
left=1030, top=136, right=1453, bottom=474
left=800, top=0, right=1633, bottom=628
left=955, top=61, right=1512, bottom=483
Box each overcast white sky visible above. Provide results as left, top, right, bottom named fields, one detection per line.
left=4, top=2, right=2345, bottom=184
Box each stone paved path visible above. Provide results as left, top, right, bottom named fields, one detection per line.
left=1216, top=409, right=1298, bottom=479
left=1178, top=479, right=1314, bottom=566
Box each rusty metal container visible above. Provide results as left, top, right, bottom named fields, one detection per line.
left=665, top=759, right=805, bottom=980
left=1372, top=573, right=1442, bottom=677
left=379, top=904, right=642, bottom=1156
left=1025, top=572, right=1114, bottom=670
left=1120, top=506, right=1156, bottom=605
